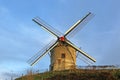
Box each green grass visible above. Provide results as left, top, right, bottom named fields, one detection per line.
left=15, top=69, right=120, bottom=80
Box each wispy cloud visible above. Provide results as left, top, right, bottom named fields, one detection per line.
left=0, top=71, right=19, bottom=80
left=0, top=6, right=9, bottom=16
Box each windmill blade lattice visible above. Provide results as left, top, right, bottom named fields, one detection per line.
left=33, top=17, right=63, bottom=37
left=65, top=40, right=96, bottom=62
left=77, top=52, right=94, bottom=65
left=65, top=12, right=94, bottom=38
left=28, top=39, right=58, bottom=66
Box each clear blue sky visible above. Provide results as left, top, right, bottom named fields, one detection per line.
left=0, top=0, right=120, bottom=79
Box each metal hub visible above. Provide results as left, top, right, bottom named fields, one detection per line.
left=59, top=36, right=65, bottom=41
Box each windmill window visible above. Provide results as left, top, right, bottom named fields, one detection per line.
left=61, top=53, right=65, bottom=58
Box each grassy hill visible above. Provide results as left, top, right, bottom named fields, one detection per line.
left=15, top=69, right=120, bottom=80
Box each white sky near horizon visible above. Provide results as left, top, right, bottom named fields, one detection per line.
left=0, top=0, right=120, bottom=79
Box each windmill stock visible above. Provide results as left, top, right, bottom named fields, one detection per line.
left=27, top=12, right=96, bottom=71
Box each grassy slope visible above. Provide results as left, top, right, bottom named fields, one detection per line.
left=16, top=69, right=120, bottom=80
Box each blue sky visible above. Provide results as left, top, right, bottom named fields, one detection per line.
left=0, top=0, right=120, bottom=79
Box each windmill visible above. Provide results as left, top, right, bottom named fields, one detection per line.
left=28, top=12, right=96, bottom=71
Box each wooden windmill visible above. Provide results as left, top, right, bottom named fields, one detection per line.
left=28, top=12, right=96, bottom=71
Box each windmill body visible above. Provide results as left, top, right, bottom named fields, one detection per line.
left=50, top=41, right=76, bottom=71
left=28, top=12, right=96, bottom=71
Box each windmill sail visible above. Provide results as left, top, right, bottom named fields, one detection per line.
left=65, top=40, right=96, bottom=62
left=77, top=52, right=94, bottom=65
left=28, top=39, right=58, bottom=66
left=33, top=17, right=63, bottom=37
left=65, top=12, right=94, bottom=38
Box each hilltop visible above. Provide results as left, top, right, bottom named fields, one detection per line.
left=16, top=69, right=120, bottom=80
